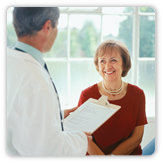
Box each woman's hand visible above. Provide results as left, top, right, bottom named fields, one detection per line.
left=110, top=125, right=144, bottom=155
left=64, top=106, right=78, bottom=118
left=87, top=140, right=105, bottom=155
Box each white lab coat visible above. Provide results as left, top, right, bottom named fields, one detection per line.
left=7, top=47, right=87, bottom=156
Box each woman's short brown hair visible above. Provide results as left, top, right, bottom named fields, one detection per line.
left=94, top=39, right=131, bottom=77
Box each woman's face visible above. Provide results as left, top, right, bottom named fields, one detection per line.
left=98, top=49, right=123, bottom=82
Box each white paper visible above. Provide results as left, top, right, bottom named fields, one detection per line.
left=63, top=98, right=121, bottom=133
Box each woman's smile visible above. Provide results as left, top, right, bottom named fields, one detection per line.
left=104, top=70, right=116, bottom=75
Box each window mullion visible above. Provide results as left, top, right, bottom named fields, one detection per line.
left=99, top=7, right=103, bottom=43
left=100, top=14, right=103, bottom=42
left=67, top=14, right=71, bottom=106
left=132, top=7, right=139, bottom=85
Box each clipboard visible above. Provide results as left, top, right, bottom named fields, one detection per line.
left=63, top=95, right=121, bottom=134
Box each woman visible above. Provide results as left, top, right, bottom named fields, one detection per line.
left=78, top=39, right=148, bottom=155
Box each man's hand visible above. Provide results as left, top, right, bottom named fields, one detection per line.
left=64, top=106, right=78, bottom=118
left=83, top=132, right=92, bottom=145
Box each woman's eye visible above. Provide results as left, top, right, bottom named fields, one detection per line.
left=111, top=59, right=117, bottom=62
left=100, top=60, right=105, bottom=63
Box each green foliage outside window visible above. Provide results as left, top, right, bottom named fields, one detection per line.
left=119, top=7, right=155, bottom=57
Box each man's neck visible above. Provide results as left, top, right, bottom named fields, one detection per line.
left=18, top=34, right=44, bottom=53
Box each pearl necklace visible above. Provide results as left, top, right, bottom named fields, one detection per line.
left=102, top=80, right=124, bottom=95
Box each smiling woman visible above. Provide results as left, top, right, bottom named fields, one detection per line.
left=94, top=39, right=131, bottom=77
left=77, top=39, right=147, bottom=155
left=93, top=39, right=131, bottom=100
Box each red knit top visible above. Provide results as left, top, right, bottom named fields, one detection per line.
left=78, top=83, right=148, bottom=155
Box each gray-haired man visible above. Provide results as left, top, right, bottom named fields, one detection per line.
left=7, top=7, right=92, bottom=156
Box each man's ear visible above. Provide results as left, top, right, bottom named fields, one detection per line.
left=42, top=20, right=52, bottom=36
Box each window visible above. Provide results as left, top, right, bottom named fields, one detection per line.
left=138, top=7, right=155, bottom=117
left=7, top=7, right=155, bottom=117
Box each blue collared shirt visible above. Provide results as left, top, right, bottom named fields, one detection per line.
left=15, top=41, right=45, bottom=67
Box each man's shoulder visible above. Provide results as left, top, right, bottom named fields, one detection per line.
left=7, top=48, right=47, bottom=81
left=7, top=47, right=39, bottom=65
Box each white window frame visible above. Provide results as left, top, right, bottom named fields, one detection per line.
left=132, top=7, right=155, bottom=85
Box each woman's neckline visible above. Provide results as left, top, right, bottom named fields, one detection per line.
left=96, top=82, right=130, bottom=102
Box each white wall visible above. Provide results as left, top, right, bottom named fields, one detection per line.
left=141, top=117, right=155, bottom=149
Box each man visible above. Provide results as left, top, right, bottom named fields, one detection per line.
left=7, top=7, right=92, bottom=156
